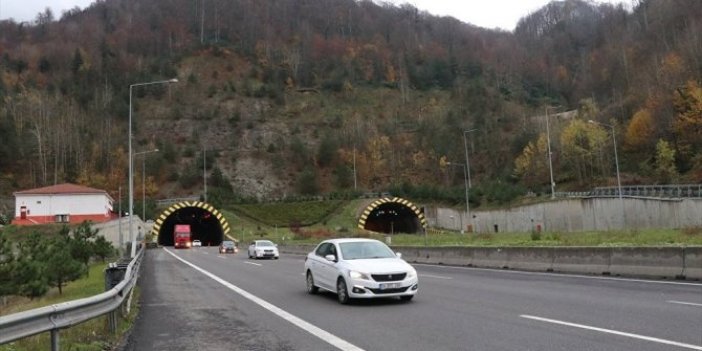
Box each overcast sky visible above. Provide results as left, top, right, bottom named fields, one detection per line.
left=1, top=0, right=629, bottom=31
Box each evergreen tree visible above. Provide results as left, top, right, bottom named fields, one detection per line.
left=0, top=231, right=17, bottom=303
left=46, top=237, right=84, bottom=295
left=71, top=222, right=98, bottom=276
left=92, top=236, right=115, bottom=262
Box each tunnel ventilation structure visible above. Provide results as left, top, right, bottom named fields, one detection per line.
left=151, top=201, right=231, bottom=246
left=358, top=197, right=427, bottom=234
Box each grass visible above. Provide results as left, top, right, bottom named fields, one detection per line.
left=0, top=262, right=139, bottom=351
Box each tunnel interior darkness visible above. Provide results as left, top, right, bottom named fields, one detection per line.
left=158, top=207, right=224, bottom=246
left=363, top=203, right=421, bottom=234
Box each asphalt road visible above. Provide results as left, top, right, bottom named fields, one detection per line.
left=124, top=247, right=702, bottom=351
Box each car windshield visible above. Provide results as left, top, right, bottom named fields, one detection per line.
left=257, top=241, right=274, bottom=247
left=223, top=241, right=234, bottom=247
left=339, top=241, right=396, bottom=260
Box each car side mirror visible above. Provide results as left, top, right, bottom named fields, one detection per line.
left=395, top=252, right=402, bottom=258
left=325, top=254, right=337, bottom=262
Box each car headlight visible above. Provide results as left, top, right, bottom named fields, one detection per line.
left=349, top=270, right=370, bottom=280
left=406, top=269, right=417, bottom=279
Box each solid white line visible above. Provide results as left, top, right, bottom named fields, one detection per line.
left=217, top=256, right=226, bottom=260
left=164, top=248, right=364, bottom=351
left=520, top=315, right=702, bottom=350
left=244, top=261, right=262, bottom=266
left=418, top=274, right=453, bottom=280
left=412, top=263, right=702, bottom=286
left=668, top=300, right=702, bottom=307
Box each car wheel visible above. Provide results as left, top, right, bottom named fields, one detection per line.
left=400, top=295, right=414, bottom=302
left=306, top=271, right=319, bottom=294
left=337, top=278, right=350, bottom=305
left=274, top=256, right=279, bottom=260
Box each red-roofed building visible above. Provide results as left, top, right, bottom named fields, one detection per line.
left=13, top=183, right=115, bottom=225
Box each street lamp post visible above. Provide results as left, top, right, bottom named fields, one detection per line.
left=446, top=162, right=469, bottom=234
left=135, top=149, right=159, bottom=221
left=588, top=120, right=623, bottom=205
left=463, top=129, right=478, bottom=188
left=545, top=106, right=558, bottom=199
left=129, top=78, right=177, bottom=258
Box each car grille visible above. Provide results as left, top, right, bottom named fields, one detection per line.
left=368, top=287, right=410, bottom=294
left=371, top=273, right=407, bottom=282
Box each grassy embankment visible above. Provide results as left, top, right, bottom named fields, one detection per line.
left=0, top=263, right=139, bottom=351
left=221, top=200, right=702, bottom=247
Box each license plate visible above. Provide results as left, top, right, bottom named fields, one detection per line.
left=379, top=283, right=402, bottom=290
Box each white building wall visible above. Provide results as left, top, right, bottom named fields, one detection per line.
left=15, top=194, right=112, bottom=217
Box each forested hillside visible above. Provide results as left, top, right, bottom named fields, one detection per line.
left=0, top=0, right=700, bottom=209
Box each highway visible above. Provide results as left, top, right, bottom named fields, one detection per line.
left=123, top=247, right=702, bottom=351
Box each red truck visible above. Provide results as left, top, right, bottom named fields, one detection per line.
left=173, top=224, right=192, bottom=249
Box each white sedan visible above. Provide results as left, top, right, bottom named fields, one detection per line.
left=192, top=240, right=202, bottom=247
left=247, top=240, right=279, bottom=259
left=304, top=238, right=418, bottom=304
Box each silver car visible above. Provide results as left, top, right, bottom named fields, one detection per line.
left=304, top=238, right=418, bottom=304
left=247, top=240, right=280, bottom=259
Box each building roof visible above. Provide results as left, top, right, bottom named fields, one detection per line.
left=14, top=183, right=109, bottom=197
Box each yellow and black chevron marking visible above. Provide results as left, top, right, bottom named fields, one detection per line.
left=150, top=201, right=231, bottom=237
left=357, top=197, right=427, bottom=230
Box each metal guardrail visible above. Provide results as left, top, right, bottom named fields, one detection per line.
left=556, top=184, right=702, bottom=199
left=155, top=196, right=200, bottom=207
left=0, top=246, right=145, bottom=350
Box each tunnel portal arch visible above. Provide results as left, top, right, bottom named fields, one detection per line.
left=151, top=201, right=231, bottom=246
left=358, top=197, right=427, bottom=234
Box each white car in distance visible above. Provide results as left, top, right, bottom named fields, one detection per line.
left=304, top=238, right=418, bottom=304
left=192, top=239, right=202, bottom=247
left=248, top=240, right=280, bottom=259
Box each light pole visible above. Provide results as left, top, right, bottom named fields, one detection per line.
left=545, top=106, right=558, bottom=199
left=463, top=129, right=478, bottom=188
left=135, top=149, right=159, bottom=221
left=446, top=161, right=469, bottom=234
left=129, top=78, right=177, bottom=258
left=588, top=120, right=623, bottom=208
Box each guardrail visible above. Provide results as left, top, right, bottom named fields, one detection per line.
left=556, top=184, right=702, bottom=199
left=155, top=196, right=200, bottom=207
left=0, top=246, right=145, bottom=350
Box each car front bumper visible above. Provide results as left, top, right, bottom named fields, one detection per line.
left=346, top=277, right=418, bottom=298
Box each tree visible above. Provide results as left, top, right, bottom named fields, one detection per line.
left=514, top=133, right=549, bottom=188
left=0, top=231, right=17, bottom=304
left=624, top=108, right=655, bottom=152
left=560, top=119, right=608, bottom=185
left=92, top=236, right=115, bottom=263
left=672, top=80, right=702, bottom=165
left=297, top=167, right=319, bottom=195
left=71, top=222, right=98, bottom=276
left=654, top=139, right=677, bottom=183
left=46, top=237, right=84, bottom=295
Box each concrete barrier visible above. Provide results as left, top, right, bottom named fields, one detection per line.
left=551, top=247, right=611, bottom=275
left=280, top=243, right=701, bottom=281
left=609, top=247, right=684, bottom=278
left=506, top=247, right=554, bottom=271
left=682, top=247, right=702, bottom=280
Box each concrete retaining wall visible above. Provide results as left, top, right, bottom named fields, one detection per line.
left=280, top=244, right=702, bottom=280
left=427, top=198, right=702, bottom=233
left=91, top=216, right=148, bottom=253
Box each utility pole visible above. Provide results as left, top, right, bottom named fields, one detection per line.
left=200, top=0, right=205, bottom=44
left=203, top=146, right=207, bottom=203
left=545, top=107, right=556, bottom=199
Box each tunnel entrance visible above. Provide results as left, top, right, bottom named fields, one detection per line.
left=151, top=201, right=231, bottom=247
left=358, top=197, right=426, bottom=234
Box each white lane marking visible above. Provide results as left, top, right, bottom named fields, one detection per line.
left=244, top=261, right=262, bottom=266
left=217, top=256, right=227, bottom=260
left=202, top=252, right=209, bottom=255
left=164, top=248, right=364, bottom=351
left=668, top=300, right=702, bottom=307
left=412, top=263, right=702, bottom=287
left=418, top=274, right=452, bottom=280
left=520, top=315, right=702, bottom=350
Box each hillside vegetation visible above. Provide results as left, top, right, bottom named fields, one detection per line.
left=0, top=0, right=701, bottom=211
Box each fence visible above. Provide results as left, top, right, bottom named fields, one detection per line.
left=556, top=184, right=702, bottom=199
left=0, top=246, right=145, bottom=350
